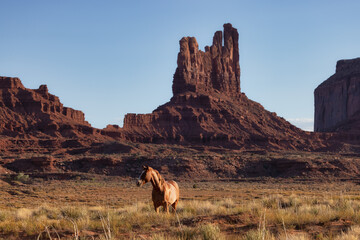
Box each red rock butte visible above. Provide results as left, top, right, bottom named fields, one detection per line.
left=120, top=24, right=324, bottom=150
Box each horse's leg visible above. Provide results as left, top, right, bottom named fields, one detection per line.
left=154, top=206, right=160, bottom=213
left=171, top=200, right=178, bottom=213
left=153, top=202, right=160, bottom=213
left=164, top=203, right=169, bottom=213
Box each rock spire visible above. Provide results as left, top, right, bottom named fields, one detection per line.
left=172, top=23, right=240, bottom=97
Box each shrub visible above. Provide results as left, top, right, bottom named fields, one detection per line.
left=60, top=206, right=87, bottom=220
left=14, top=173, right=29, bottom=183
left=176, top=226, right=198, bottom=240
left=242, top=229, right=276, bottom=240
left=198, top=224, right=222, bottom=240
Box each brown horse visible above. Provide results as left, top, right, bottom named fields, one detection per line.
left=136, top=165, right=179, bottom=213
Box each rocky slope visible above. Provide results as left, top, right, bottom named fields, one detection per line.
left=0, top=76, right=129, bottom=156
left=0, top=76, right=132, bottom=143
left=0, top=76, right=95, bottom=138
left=121, top=24, right=324, bottom=150
left=315, top=58, right=360, bottom=132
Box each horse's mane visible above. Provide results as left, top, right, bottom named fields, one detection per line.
left=153, top=169, right=165, bottom=186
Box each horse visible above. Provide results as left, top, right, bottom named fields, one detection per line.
left=136, top=165, right=179, bottom=213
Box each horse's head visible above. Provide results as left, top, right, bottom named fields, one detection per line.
left=137, top=165, right=152, bottom=187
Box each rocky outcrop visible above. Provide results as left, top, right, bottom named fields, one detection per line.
left=173, top=23, right=240, bottom=97
left=122, top=24, right=324, bottom=150
left=0, top=76, right=93, bottom=137
left=314, top=58, right=360, bottom=132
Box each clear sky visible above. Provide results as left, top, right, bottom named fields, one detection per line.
left=1, top=1, right=360, bottom=131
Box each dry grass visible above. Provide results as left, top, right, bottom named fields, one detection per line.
left=1, top=179, right=360, bottom=239
left=334, top=225, right=360, bottom=240
left=0, top=194, right=360, bottom=239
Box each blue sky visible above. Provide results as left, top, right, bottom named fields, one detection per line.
left=1, top=1, right=360, bottom=131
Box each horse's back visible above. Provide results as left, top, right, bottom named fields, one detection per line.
left=166, top=180, right=179, bottom=204
left=168, top=180, right=179, bottom=191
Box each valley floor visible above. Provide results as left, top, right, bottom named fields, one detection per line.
left=1, top=175, right=360, bottom=239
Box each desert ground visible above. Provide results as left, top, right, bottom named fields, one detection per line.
left=1, top=172, right=360, bottom=240
left=2, top=144, right=360, bottom=240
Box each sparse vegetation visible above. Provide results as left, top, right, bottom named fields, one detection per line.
left=0, top=179, right=360, bottom=239
left=12, top=172, right=30, bottom=183
left=335, top=225, right=360, bottom=240
left=15, top=172, right=29, bottom=181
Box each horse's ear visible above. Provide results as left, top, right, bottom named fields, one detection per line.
left=143, top=165, right=148, bottom=170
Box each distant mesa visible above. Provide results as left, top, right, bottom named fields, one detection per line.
left=314, top=58, right=360, bottom=133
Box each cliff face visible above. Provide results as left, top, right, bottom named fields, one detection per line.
left=314, top=58, right=360, bottom=132
left=122, top=24, right=322, bottom=150
left=0, top=76, right=93, bottom=137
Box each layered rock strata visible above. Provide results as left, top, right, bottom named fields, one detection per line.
left=314, top=58, right=360, bottom=132
left=0, top=76, right=93, bottom=137
left=122, top=24, right=322, bottom=150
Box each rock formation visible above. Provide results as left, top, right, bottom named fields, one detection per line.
left=173, top=23, right=240, bottom=97
left=0, top=76, right=94, bottom=138
left=1, top=23, right=353, bottom=178
left=122, top=24, right=322, bottom=150
left=0, top=24, right=328, bottom=152
left=314, top=58, right=360, bottom=132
